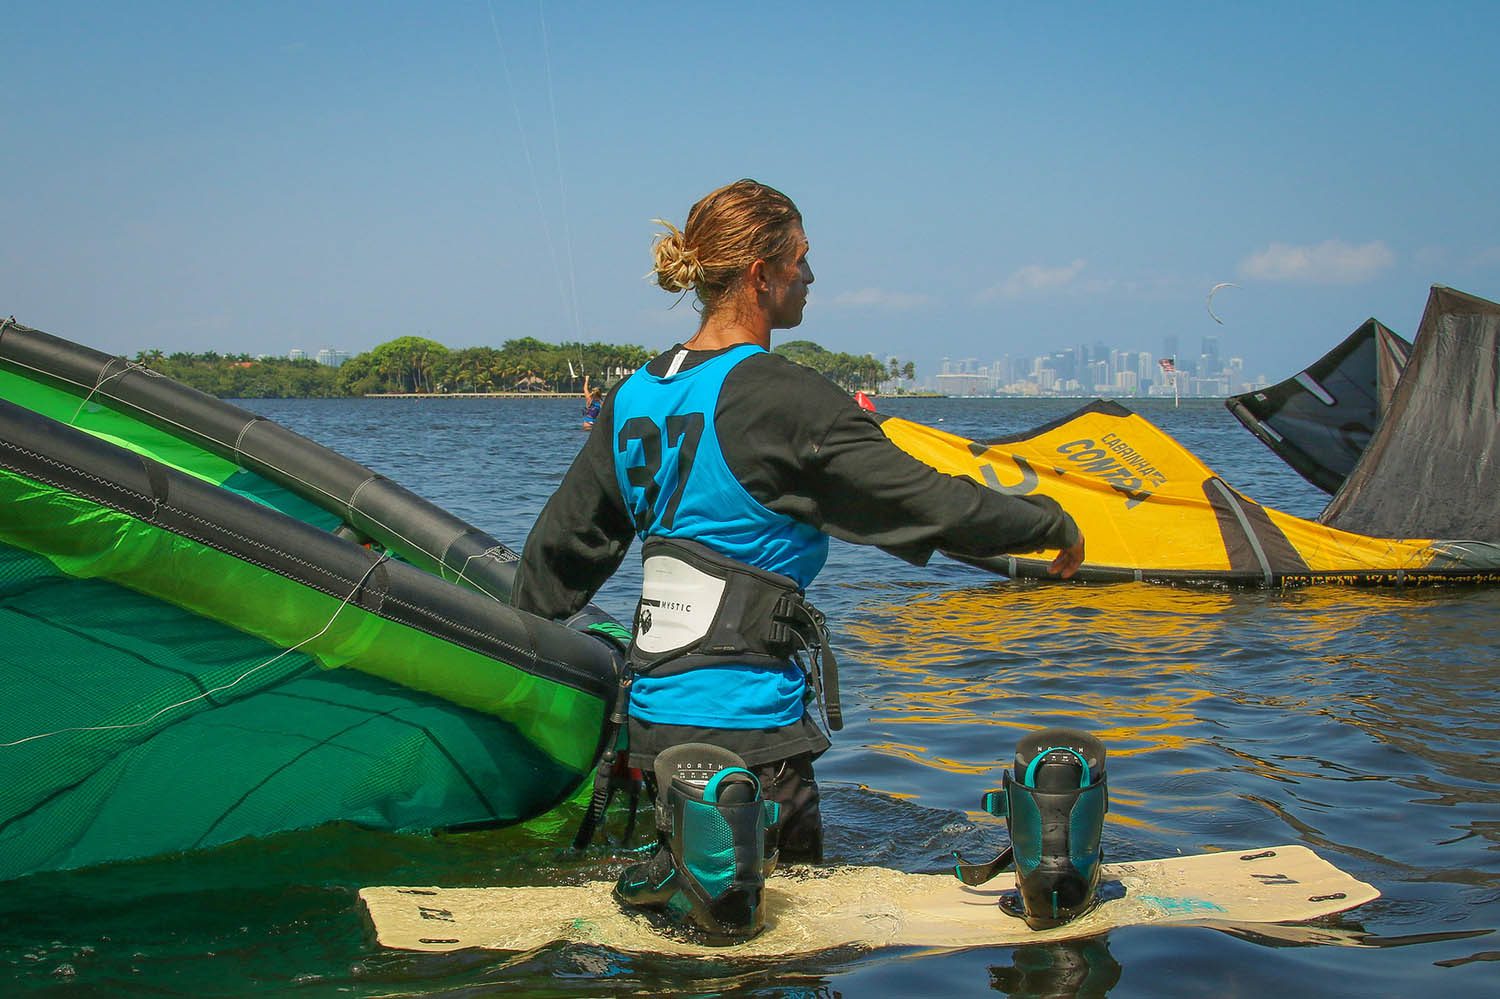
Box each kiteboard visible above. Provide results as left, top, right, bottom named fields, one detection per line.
left=359, top=845, right=1378, bottom=957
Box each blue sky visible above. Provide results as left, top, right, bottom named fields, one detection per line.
left=4, top=2, right=1497, bottom=383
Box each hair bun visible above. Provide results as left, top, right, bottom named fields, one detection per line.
left=650, top=219, right=705, bottom=293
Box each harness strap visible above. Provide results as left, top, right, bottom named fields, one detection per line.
left=785, top=601, right=842, bottom=733
left=572, top=671, right=635, bottom=850
left=571, top=621, right=640, bottom=851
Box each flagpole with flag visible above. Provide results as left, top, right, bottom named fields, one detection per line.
left=1158, top=357, right=1179, bottom=407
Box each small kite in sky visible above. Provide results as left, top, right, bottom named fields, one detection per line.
left=1207, top=282, right=1239, bottom=325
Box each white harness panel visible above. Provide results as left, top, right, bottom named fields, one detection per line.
left=634, top=552, right=726, bottom=655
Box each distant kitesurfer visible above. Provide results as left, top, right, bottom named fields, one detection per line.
left=581, top=375, right=603, bottom=430
left=512, top=178, right=1085, bottom=941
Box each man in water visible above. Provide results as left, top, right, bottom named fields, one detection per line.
left=513, top=179, right=1083, bottom=939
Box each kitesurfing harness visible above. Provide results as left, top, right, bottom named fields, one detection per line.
left=630, top=537, right=840, bottom=721
left=953, top=728, right=1109, bottom=930
left=613, top=743, right=781, bottom=944
left=571, top=537, right=839, bottom=850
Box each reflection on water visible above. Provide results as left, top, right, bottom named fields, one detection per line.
left=837, top=582, right=1500, bottom=877
left=988, top=938, right=1122, bottom=996
left=843, top=581, right=1225, bottom=753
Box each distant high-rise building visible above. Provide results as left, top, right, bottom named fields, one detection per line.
left=1137, top=352, right=1156, bottom=387
left=1087, top=359, right=1109, bottom=391
left=1049, top=350, right=1077, bottom=383
left=288, top=348, right=306, bottom=361
left=315, top=348, right=347, bottom=368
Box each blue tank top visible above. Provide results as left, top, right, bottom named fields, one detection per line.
left=610, top=344, right=829, bottom=728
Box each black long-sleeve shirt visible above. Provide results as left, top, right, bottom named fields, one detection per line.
left=513, top=345, right=1079, bottom=620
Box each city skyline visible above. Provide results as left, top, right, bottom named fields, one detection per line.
left=929, top=331, right=1257, bottom=397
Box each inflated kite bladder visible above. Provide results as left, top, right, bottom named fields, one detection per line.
left=613, top=743, right=780, bottom=944
left=967, top=728, right=1109, bottom=930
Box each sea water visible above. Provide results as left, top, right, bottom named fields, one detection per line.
left=2, top=397, right=1496, bottom=997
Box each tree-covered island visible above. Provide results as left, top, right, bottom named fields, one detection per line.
left=135, top=336, right=916, bottom=399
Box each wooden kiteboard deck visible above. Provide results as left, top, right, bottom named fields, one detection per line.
left=359, top=845, right=1378, bottom=956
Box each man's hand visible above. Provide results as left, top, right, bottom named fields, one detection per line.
left=1048, top=537, right=1085, bottom=579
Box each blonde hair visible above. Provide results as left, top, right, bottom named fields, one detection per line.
left=651, top=179, right=803, bottom=313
